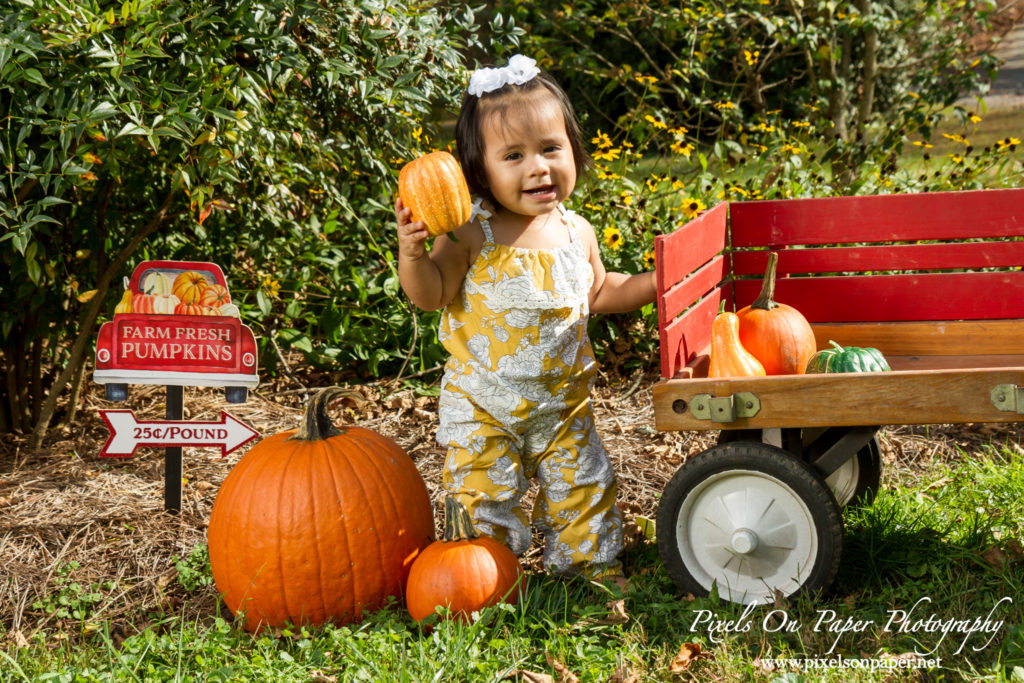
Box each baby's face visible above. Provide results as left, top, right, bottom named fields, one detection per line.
left=480, top=90, right=577, bottom=218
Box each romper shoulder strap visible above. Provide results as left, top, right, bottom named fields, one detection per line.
left=557, top=203, right=579, bottom=243
left=471, top=198, right=495, bottom=244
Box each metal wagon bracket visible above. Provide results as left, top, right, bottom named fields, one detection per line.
left=690, top=393, right=761, bottom=423
left=991, top=384, right=1024, bottom=414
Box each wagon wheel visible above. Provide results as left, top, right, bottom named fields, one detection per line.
left=717, top=428, right=881, bottom=508
left=656, top=442, right=844, bottom=605
left=824, top=436, right=881, bottom=508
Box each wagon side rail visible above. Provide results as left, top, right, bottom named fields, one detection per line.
left=654, top=201, right=731, bottom=380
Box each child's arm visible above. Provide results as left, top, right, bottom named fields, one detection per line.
left=578, top=217, right=658, bottom=314
left=396, top=197, right=473, bottom=311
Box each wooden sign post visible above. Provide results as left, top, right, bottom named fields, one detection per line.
left=93, top=260, right=261, bottom=512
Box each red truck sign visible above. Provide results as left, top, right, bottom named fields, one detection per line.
left=94, top=260, right=259, bottom=403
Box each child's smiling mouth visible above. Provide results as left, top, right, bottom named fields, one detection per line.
left=524, top=185, right=557, bottom=199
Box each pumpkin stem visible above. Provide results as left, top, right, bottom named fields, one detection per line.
left=717, top=300, right=726, bottom=315
left=289, top=387, right=367, bottom=441
left=750, top=252, right=780, bottom=311
left=443, top=495, right=480, bottom=542
left=828, top=340, right=845, bottom=352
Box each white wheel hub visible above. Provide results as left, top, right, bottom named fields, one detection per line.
left=676, top=469, right=819, bottom=604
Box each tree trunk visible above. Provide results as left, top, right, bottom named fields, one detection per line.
left=855, top=0, right=878, bottom=135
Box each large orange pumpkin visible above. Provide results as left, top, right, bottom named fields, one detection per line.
left=736, top=252, right=817, bottom=375
left=208, top=387, right=435, bottom=633
left=398, top=151, right=472, bottom=237
left=405, top=495, right=524, bottom=623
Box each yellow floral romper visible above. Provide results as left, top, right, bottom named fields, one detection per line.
left=437, top=203, right=623, bottom=576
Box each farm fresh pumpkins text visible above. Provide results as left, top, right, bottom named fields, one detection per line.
left=118, top=321, right=236, bottom=365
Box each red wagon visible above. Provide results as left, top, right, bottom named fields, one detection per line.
left=651, top=187, right=1024, bottom=605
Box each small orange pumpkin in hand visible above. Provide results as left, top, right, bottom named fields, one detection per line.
left=405, top=495, right=524, bottom=623
left=737, top=252, right=817, bottom=375
left=708, top=302, right=766, bottom=378
left=398, top=151, right=472, bottom=237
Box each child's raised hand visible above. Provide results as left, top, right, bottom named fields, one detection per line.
left=395, top=196, right=430, bottom=260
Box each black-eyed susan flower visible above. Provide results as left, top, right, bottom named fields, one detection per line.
left=603, top=227, right=623, bottom=250
left=996, top=137, right=1020, bottom=151
left=593, top=148, right=622, bottom=162
left=942, top=133, right=969, bottom=145
left=592, top=130, right=613, bottom=149
left=643, top=250, right=656, bottom=269
left=644, top=114, right=667, bottom=129
left=681, top=198, right=706, bottom=220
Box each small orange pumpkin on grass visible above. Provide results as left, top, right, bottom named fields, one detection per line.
left=405, top=495, right=524, bottom=624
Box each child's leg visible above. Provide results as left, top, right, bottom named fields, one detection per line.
left=442, top=420, right=533, bottom=556
left=530, top=403, right=623, bottom=576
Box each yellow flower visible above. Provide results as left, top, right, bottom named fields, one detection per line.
left=643, top=250, right=656, bottom=269
left=714, top=101, right=735, bottom=110
left=743, top=49, right=760, bottom=66
left=262, top=275, right=281, bottom=297
left=644, top=115, right=668, bottom=129
left=996, top=137, right=1020, bottom=151
left=948, top=153, right=964, bottom=164
left=681, top=198, right=706, bottom=219
left=634, top=74, right=657, bottom=85
left=791, top=120, right=812, bottom=128
left=603, top=227, right=623, bottom=250
left=592, top=130, right=613, bottom=148
left=942, top=133, right=969, bottom=145
left=780, top=143, right=801, bottom=155
left=598, top=170, right=621, bottom=180
left=669, top=126, right=689, bottom=136
left=620, top=191, right=634, bottom=206
left=670, top=141, right=695, bottom=157
left=646, top=176, right=662, bottom=193
left=593, top=148, right=622, bottom=162
left=912, top=141, right=933, bottom=148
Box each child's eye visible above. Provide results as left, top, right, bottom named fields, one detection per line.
left=504, top=152, right=522, bottom=161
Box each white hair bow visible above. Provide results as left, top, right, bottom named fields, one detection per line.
left=467, top=55, right=541, bottom=97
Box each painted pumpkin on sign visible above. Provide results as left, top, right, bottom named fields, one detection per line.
left=207, top=387, right=435, bottom=633
left=398, top=151, right=472, bottom=237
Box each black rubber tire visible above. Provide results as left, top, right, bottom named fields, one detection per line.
left=717, top=429, right=882, bottom=508
left=656, top=442, right=844, bottom=604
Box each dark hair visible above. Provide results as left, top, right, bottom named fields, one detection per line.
left=455, top=69, right=593, bottom=206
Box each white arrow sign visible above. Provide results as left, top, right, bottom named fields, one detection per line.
left=99, top=409, right=260, bottom=457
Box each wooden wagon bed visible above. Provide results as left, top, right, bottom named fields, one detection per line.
left=652, top=188, right=1024, bottom=432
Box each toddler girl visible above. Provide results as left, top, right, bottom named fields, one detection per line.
left=396, top=54, right=656, bottom=580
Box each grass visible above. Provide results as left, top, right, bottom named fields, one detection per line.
left=3, top=443, right=1024, bottom=681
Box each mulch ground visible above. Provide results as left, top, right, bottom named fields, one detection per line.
left=2, top=368, right=1022, bottom=646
